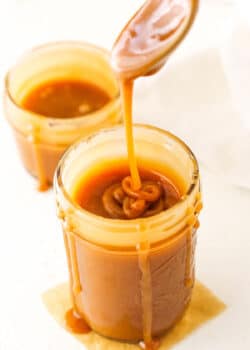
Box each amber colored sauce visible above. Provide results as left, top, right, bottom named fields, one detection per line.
left=72, top=164, right=180, bottom=347
left=28, top=125, right=50, bottom=192
left=139, top=339, right=161, bottom=350
left=64, top=231, right=82, bottom=296
left=65, top=308, right=91, bottom=334
left=22, top=80, right=110, bottom=118
left=60, top=0, right=199, bottom=347
left=73, top=164, right=180, bottom=218
left=20, top=80, right=110, bottom=191
left=120, top=79, right=141, bottom=190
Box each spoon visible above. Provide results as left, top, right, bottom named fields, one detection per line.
left=112, top=0, right=199, bottom=79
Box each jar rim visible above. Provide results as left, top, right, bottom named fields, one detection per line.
left=4, top=40, right=120, bottom=127
left=54, top=123, right=200, bottom=230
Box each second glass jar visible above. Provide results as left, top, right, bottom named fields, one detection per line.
left=4, top=41, right=121, bottom=190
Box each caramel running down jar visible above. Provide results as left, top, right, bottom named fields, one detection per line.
left=4, top=41, right=121, bottom=190
left=55, top=124, right=202, bottom=342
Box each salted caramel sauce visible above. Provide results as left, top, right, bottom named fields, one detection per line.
left=184, top=228, right=194, bottom=288
left=73, top=164, right=180, bottom=219
left=139, top=339, right=161, bottom=350
left=110, top=1, right=199, bottom=348
left=28, top=125, right=50, bottom=192
left=65, top=232, right=82, bottom=296
left=20, top=80, right=110, bottom=191
left=65, top=308, right=91, bottom=334
left=62, top=162, right=183, bottom=343
left=22, top=80, right=110, bottom=118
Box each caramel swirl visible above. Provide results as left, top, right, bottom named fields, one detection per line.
left=102, top=176, right=165, bottom=219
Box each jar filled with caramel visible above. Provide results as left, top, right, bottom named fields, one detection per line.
left=4, top=41, right=121, bottom=191
left=55, top=124, right=202, bottom=345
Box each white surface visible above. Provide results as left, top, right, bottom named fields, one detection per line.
left=1, top=1, right=250, bottom=350
left=135, top=48, right=250, bottom=189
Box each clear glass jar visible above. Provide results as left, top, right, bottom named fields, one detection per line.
left=4, top=41, right=121, bottom=190
left=54, top=124, right=201, bottom=342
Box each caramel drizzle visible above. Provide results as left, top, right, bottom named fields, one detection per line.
left=185, top=197, right=202, bottom=287
left=61, top=211, right=82, bottom=296
left=66, top=234, right=82, bottom=295
left=102, top=176, right=164, bottom=219
left=138, top=239, right=153, bottom=347
left=185, top=228, right=193, bottom=287
left=139, top=338, right=161, bottom=350
left=120, top=80, right=141, bottom=190
left=29, top=125, right=49, bottom=191
left=65, top=308, right=91, bottom=334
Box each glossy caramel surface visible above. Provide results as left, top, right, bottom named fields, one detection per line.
left=73, top=163, right=180, bottom=219
left=22, top=80, right=110, bottom=118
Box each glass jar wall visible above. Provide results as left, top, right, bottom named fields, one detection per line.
left=55, top=124, right=202, bottom=341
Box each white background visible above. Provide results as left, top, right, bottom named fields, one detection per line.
left=1, top=1, right=250, bottom=350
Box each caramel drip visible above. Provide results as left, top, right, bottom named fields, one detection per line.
left=68, top=234, right=82, bottom=295
left=185, top=228, right=193, bottom=288
left=65, top=308, right=91, bottom=334
left=102, top=176, right=164, bottom=219
left=59, top=208, right=89, bottom=335
left=195, top=200, right=203, bottom=214
left=138, top=239, right=153, bottom=346
left=28, top=125, right=49, bottom=191
left=120, top=80, right=141, bottom=190
left=185, top=206, right=196, bottom=288
left=185, top=196, right=203, bottom=287
left=139, top=339, right=161, bottom=350
left=62, top=215, right=82, bottom=296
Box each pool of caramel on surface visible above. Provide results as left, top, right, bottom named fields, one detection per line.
left=21, top=79, right=110, bottom=118
left=73, top=164, right=180, bottom=219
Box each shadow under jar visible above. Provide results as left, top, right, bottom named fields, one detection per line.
left=4, top=41, right=121, bottom=191
left=54, top=124, right=202, bottom=343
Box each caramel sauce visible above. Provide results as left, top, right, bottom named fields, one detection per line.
left=138, top=239, right=153, bottom=346
left=120, top=79, right=141, bottom=190
left=185, top=228, right=193, bottom=288
left=72, top=165, right=181, bottom=345
left=73, top=164, right=180, bottom=218
left=65, top=308, right=91, bottom=334
left=22, top=80, right=110, bottom=118
left=28, top=125, right=50, bottom=192
left=64, top=231, right=82, bottom=295
left=20, top=80, right=110, bottom=191
left=139, top=339, right=161, bottom=350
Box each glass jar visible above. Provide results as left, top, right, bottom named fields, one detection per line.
left=4, top=41, right=121, bottom=191
left=54, top=124, right=202, bottom=342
